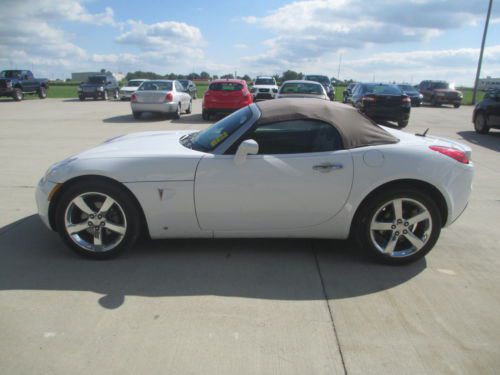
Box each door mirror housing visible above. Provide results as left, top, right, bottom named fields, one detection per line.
left=234, top=139, right=259, bottom=165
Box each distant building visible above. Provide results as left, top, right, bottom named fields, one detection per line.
left=478, top=76, right=500, bottom=91
left=71, top=71, right=125, bottom=82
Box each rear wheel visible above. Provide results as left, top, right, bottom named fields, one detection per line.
left=55, top=181, right=141, bottom=259
left=132, top=111, right=142, bottom=119
left=354, top=188, right=441, bottom=265
left=474, top=112, right=490, bottom=134
left=397, top=119, right=409, bottom=128
left=431, top=96, right=440, bottom=107
left=173, top=103, right=181, bottom=119
left=38, top=86, right=47, bottom=99
left=454, top=103, right=461, bottom=108
left=202, top=109, right=210, bottom=120
left=12, top=88, right=23, bottom=101
left=103, top=90, right=109, bottom=101
left=79, top=95, right=85, bottom=101
left=186, top=100, right=192, bottom=114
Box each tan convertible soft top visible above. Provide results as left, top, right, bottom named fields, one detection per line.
left=255, top=98, right=399, bottom=149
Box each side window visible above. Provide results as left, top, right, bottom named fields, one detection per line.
left=227, top=120, right=343, bottom=155
left=175, top=81, right=183, bottom=92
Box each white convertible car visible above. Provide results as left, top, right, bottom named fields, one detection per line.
left=36, top=99, right=473, bottom=264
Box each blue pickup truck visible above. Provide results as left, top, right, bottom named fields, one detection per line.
left=0, top=70, right=49, bottom=101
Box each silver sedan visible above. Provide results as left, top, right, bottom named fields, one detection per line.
left=276, top=80, right=328, bottom=100
left=131, top=80, right=192, bottom=119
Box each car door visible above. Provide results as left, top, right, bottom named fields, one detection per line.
left=194, top=119, right=354, bottom=233
left=175, top=81, right=189, bottom=109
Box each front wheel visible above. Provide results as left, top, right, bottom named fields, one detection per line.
left=132, top=111, right=142, bottom=119
left=12, top=88, right=23, bottom=101
left=474, top=112, right=490, bottom=134
left=354, top=188, right=441, bottom=265
left=454, top=103, right=461, bottom=108
left=431, top=96, right=440, bottom=107
left=55, top=181, right=141, bottom=259
left=38, top=86, right=47, bottom=99
left=186, top=100, right=192, bottom=114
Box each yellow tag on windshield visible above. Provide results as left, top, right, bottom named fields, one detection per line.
left=210, top=131, right=229, bottom=147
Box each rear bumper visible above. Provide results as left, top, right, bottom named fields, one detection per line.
left=444, top=163, right=474, bottom=226
left=363, top=106, right=411, bottom=121
left=434, top=96, right=461, bottom=105
left=131, top=102, right=177, bottom=113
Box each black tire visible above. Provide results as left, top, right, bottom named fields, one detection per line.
left=397, top=119, right=409, bottom=128
left=55, top=180, right=141, bottom=259
left=186, top=100, right=192, bottom=114
left=79, top=95, right=85, bottom=101
left=353, top=187, right=442, bottom=265
left=431, top=96, right=440, bottom=107
left=132, top=111, right=142, bottom=119
left=12, top=88, right=23, bottom=101
left=415, top=102, right=421, bottom=107
left=38, top=86, right=47, bottom=99
left=202, top=109, right=210, bottom=121
left=474, top=112, right=490, bottom=134
left=173, top=103, right=181, bottom=119
left=193, top=91, right=197, bottom=100
left=103, top=90, right=109, bottom=101
left=453, top=103, right=461, bottom=108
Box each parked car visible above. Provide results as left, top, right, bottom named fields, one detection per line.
left=276, top=80, right=328, bottom=100
left=178, top=79, right=198, bottom=99
left=0, top=70, right=49, bottom=101
left=418, top=80, right=463, bottom=108
left=78, top=74, right=120, bottom=101
left=130, top=80, right=192, bottom=119
left=472, top=88, right=500, bottom=134
left=36, top=98, right=473, bottom=264
left=351, top=83, right=411, bottom=128
left=202, top=79, right=253, bottom=120
left=250, top=76, right=279, bottom=101
left=342, top=83, right=356, bottom=103
left=303, top=75, right=335, bottom=100
left=119, top=79, right=148, bottom=100
left=397, top=84, right=423, bottom=107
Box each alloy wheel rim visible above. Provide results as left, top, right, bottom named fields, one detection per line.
left=64, top=192, right=127, bottom=252
left=475, top=115, right=485, bottom=131
left=369, top=198, right=432, bottom=257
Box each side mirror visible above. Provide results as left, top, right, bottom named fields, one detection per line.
left=234, top=139, right=259, bottom=165
left=107, top=81, right=112, bottom=85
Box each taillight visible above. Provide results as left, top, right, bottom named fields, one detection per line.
left=362, top=95, right=376, bottom=103
left=130, top=93, right=137, bottom=102
left=402, top=96, right=411, bottom=104
left=429, top=146, right=469, bottom=164
left=165, top=92, right=174, bottom=102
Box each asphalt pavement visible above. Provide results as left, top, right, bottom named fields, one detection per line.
left=0, top=98, right=499, bottom=374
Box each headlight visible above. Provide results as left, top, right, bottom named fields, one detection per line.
left=98, top=86, right=104, bottom=91
left=272, top=88, right=278, bottom=93
left=419, top=94, right=423, bottom=98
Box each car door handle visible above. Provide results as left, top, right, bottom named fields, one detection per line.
left=312, top=163, right=343, bottom=172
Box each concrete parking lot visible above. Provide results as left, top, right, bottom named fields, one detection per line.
left=1, top=98, right=499, bottom=374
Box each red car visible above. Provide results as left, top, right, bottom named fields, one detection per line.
left=202, top=79, right=253, bottom=120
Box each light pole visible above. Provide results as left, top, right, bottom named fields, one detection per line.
left=472, top=0, right=493, bottom=105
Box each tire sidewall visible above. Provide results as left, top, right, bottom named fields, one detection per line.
left=55, top=181, right=141, bottom=259
left=355, top=188, right=442, bottom=265
left=38, top=86, right=47, bottom=99
left=474, top=113, right=489, bottom=134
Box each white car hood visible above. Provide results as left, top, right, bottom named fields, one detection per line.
left=76, top=131, right=203, bottom=159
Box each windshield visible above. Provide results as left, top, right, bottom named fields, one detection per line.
left=1, top=70, right=22, bottom=78
left=364, top=85, right=402, bottom=95
left=399, top=85, right=417, bottom=92
left=128, top=80, right=144, bottom=87
left=255, top=78, right=275, bottom=85
left=281, top=82, right=324, bottom=95
left=88, top=76, right=106, bottom=84
left=433, top=82, right=451, bottom=89
left=139, top=81, right=172, bottom=91
left=305, top=75, right=330, bottom=85
left=209, top=82, right=243, bottom=91
left=183, top=107, right=252, bottom=152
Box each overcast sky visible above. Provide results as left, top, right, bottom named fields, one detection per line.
left=1, top=0, right=499, bottom=85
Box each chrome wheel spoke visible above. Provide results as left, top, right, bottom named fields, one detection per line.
left=403, top=231, right=425, bottom=250
left=407, top=211, right=430, bottom=226
left=73, top=196, right=95, bottom=215
left=105, top=222, right=126, bottom=235
left=67, top=222, right=90, bottom=235
left=93, top=229, right=103, bottom=251
left=99, top=196, right=115, bottom=214
left=384, top=235, right=398, bottom=254
left=392, top=199, right=403, bottom=221
left=371, top=221, right=394, bottom=231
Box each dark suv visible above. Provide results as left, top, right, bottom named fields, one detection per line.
left=473, top=89, right=500, bottom=134
left=78, top=75, right=119, bottom=101
left=178, top=79, right=198, bottom=99
left=418, top=80, right=463, bottom=108
left=303, top=75, right=335, bottom=100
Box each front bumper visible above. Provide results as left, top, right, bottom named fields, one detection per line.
left=131, top=102, right=178, bottom=113
left=434, top=96, right=461, bottom=105
left=79, top=90, right=106, bottom=98
left=35, top=178, right=58, bottom=230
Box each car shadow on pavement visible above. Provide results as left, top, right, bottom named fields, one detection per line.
left=102, top=113, right=170, bottom=123
left=0, top=215, right=426, bottom=309
left=171, top=113, right=213, bottom=125
left=457, top=131, right=500, bottom=152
